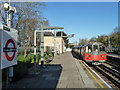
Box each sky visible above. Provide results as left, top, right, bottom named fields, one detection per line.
left=43, top=2, right=118, bottom=43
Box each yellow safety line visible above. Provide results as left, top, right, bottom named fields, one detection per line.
left=79, top=60, right=105, bottom=89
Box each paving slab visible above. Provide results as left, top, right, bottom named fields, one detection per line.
left=52, top=52, right=97, bottom=88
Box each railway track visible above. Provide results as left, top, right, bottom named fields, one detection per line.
left=92, top=62, right=120, bottom=88
left=73, top=51, right=120, bottom=89
left=105, top=61, right=120, bottom=72
left=106, top=55, right=120, bottom=72
left=107, top=56, right=120, bottom=66
left=100, top=64, right=120, bottom=79
left=91, top=56, right=120, bottom=89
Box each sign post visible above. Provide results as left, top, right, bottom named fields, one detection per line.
left=0, top=25, right=17, bottom=68
left=0, top=24, right=17, bottom=88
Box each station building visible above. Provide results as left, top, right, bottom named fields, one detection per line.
left=44, top=32, right=66, bottom=54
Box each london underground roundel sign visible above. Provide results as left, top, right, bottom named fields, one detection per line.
left=3, top=39, right=16, bottom=61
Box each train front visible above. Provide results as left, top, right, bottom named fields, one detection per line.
left=84, top=42, right=107, bottom=65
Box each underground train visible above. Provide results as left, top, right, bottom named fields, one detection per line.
left=72, top=42, right=107, bottom=65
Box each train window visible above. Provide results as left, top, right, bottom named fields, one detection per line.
left=86, top=46, right=88, bottom=52
left=100, top=45, right=105, bottom=51
left=93, top=45, right=98, bottom=52
left=86, top=45, right=92, bottom=53
left=86, top=46, right=88, bottom=53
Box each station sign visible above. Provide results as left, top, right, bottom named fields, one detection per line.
left=0, top=24, right=17, bottom=69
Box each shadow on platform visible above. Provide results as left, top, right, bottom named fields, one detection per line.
left=35, top=64, right=63, bottom=88
left=2, top=64, right=62, bottom=89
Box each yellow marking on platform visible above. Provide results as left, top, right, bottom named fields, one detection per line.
left=79, top=60, right=105, bottom=89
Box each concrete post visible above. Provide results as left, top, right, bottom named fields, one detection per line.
left=41, top=25, right=44, bottom=66
left=34, top=30, right=36, bottom=73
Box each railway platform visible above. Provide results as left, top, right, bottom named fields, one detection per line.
left=9, top=52, right=111, bottom=89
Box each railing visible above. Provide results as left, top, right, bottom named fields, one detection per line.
left=106, top=47, right=120, bottom=52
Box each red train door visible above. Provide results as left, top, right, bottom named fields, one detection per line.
left=93, top=43, right=99, bottom=60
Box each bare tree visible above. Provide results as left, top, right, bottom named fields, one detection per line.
left=1, top=2, right=49, bottom=58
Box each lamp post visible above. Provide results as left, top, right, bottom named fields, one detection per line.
left=34, top=26, right=45, bottom=74
left=3, top=2, right=17, bottom=86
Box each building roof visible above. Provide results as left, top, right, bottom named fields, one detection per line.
left=43, top=26, right=64, bottom=30
left=44, top=32, right=54, bottom=36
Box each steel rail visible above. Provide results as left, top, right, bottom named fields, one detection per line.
left=94, top=66, right=120, bottom=88
left=100, top=64, right=120, bottom=79
left=105, top=62, right=120, bottom=70
left=83, top=62, right=112, bottom=89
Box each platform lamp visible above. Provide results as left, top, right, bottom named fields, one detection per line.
left=4, top=2, right=17, bottom=87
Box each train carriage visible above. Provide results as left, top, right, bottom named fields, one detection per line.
left=72, top=42, right=107, bottom=65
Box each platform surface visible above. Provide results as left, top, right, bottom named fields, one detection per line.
left=52, top=52, right=109, bottom=88
left=9, top=52, right=110, bottom=88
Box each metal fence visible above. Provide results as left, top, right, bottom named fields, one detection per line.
left=17, top=47, right=35, bottom=55
left=17, top=46, right=54, bottom=55
left=106, top=47, right=120, bottom=52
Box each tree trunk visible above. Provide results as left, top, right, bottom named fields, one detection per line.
left=24, top=48, right=27, bottom=58
left=24, top=36, right=31, bottom=58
